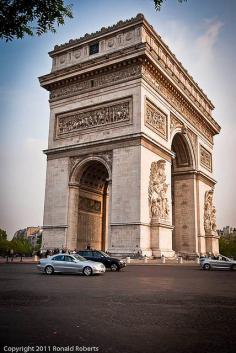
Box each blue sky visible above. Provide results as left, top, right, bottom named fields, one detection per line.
left=0, top=0, right=236, bottom=237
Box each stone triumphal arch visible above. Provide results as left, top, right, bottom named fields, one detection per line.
left=39, top=14, right=221, bottom=256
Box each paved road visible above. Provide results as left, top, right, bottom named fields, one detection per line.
left=0, top=264, right=235, bottom=353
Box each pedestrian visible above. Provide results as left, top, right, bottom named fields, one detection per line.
left=10, top=249, right=14, bottom=262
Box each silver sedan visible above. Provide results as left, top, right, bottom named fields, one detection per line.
left=37, top=254, right=106, bottom=276
left=200, top=255, right=236, bottom=271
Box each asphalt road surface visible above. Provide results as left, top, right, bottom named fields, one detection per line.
left=0, top=264, right=236, bottom=353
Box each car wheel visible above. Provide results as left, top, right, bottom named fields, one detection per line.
left=230, top=264, right=236, bottom=271
left=110, top=263, right=119, bottom=272
left=83, top=266, right=93, bottom=276
left=45, top=265, right=54, bottom=275
left=203, top=263, right=211, bottom=271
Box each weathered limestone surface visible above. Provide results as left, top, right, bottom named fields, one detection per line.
left=39, top=14, right=221, bottom=256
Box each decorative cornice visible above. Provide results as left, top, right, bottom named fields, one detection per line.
left=141, top=60, right=220, bottom=141
left=46, top=13, right=215, bottom=116
left=39, top=43, right=145, bottom=89
left=51, top=13, right=145, bottom=53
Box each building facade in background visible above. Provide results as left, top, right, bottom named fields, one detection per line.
left=39, top=14, right=221, bottom=256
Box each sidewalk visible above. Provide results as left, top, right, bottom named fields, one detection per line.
left=0, top=256, right=199, bottom=266
left=0, top=256, right=39, bottom=264
left=126, top=258, right=199, bottom=266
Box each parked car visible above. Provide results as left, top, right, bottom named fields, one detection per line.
left=200, top=254, right=236, bottom=271
left=37, top=253, right=106, bottom=276
left=77, top=250, right=126, bottom=271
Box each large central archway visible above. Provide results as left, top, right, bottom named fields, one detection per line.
left=171, top=132, right=196, bottom=255
left=77, top=161, right=109, bottom=250
left=67, top=156, right=111, bottom=252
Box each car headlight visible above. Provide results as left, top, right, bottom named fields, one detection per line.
left=95, top=264, right=105, bottom=269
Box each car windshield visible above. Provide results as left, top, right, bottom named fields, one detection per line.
left=73, top=254, right=87, bottom=262
left=98, top=251, right=109, bottom=257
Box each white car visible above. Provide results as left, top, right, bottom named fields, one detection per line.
left=37, top=254, right=106, bottom=276
left=200, top=255, right=236, bottom=271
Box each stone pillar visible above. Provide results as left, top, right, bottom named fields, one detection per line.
left=205, top=234, right=220, bottom=255
left=66, top=183, right=79, bottom=251
left=149, top=160, right=175, bottom=257
left=150, top=220, right=174, bottom=257
left=107, top=179, right=112, bottom=251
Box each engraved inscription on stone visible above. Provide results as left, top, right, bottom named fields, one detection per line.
left=79, top=196, right=101, bottom=214
left=145, top=99, right=167, bottom=139
left=56, top=97, right=132, bottom=138
left=200, top=145, right=212, bottom=172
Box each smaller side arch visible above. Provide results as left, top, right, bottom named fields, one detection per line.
left=70, top=155, right=112, bottom=184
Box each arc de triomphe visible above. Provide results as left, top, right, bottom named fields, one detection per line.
left=39, top=14, right=221, bottom=257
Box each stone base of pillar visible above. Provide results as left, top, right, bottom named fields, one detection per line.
left=150, top=220, right=175, bottom=258
left=205, top=233, right=220, bottom=255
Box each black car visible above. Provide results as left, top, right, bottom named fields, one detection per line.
left=77, top=250, right=126, bottom=271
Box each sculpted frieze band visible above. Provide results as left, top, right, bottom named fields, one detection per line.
left=56, top=97, right=132, bottom=138
left=145, top=99, right=167, bottom=139
left=50, top=64, right=142, bottom=101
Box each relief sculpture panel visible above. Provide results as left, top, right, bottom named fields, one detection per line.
left=148, top=160, right=169, bottom=222
left=200, top=145, right=212, bottom=172
left=145, top=99, right=167, bottom=139
left=56, top=97, right=132, bottom=138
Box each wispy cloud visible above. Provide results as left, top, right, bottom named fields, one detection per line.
left=196, top=18, right=224, bottom=63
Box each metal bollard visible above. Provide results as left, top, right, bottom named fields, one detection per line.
left=178, top=256, right=183, bottom=264
left=144, top=256, right=148, bottom=263
left=126, top=256, right=130, bottom=264
left=161, top=255, right=166, bottom=264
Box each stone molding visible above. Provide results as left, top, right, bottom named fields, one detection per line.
left=52, top=14, right=144, bottom=53
left=69, top=151, right=113, bottom=182
left=200, top=144, right=212, bottom=172
left=145, top=98, right=167, bottom=140
left=50, top=63, right=142, bottom=101
left=55, top=97, right=132, bottom=139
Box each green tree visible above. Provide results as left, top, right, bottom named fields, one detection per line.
left=11, top=238, right=33, bottom=261
left=0, top=0, right=73, bottom=41
left=0, top=228, right=7, bottom=240
left=219, top=234, right=236, bottom=258
left=154, top=0, right=187, bottom=11
left=0, top=1, right=188, bottom=42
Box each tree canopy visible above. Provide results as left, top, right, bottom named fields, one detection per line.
left=154, top=0, right=186, bottom=11
left=0, top=0, right=73, bottom=41
left=0, top=0, right=187, bottom=41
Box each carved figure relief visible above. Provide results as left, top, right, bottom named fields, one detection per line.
left=148, top=160, right=169, bottom=221
left=170, top=113, right=183, bottom=135
left=200, top=145, right=212, bottom=172
left=145, top=100, right=167, bottom=139
left=204, top=189, right=217, bottom=235
left=56, top=98, right=132, bottom=138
